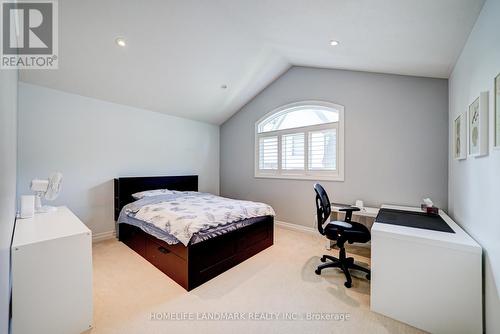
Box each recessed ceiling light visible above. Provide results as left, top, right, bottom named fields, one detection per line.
left=115, top=37, right=126, bottom=47
left=329, top=40, right=340, bottom=46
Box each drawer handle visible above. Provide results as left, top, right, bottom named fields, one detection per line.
left=158, top=246, right=170, bottom=254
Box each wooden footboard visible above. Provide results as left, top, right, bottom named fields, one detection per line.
left=118, top=216, right=274, bottom=290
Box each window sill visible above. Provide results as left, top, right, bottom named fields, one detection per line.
left=254, top=173, right=344, bottom=182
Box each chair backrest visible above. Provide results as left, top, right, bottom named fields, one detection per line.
left=314, top=183, right=331, bottom=235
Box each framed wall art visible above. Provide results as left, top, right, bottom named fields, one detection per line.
left=454, top=112, right=466, bottom=160
left=495, top=73, right=500, bottom=148
left=468, top=91, right=489, bottom=157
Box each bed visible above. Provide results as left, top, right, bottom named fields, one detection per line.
left=114, top=175, right=274, bottom=291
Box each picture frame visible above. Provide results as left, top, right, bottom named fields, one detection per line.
left=495, top=73, right=500, bottom=148
left=468, top=91, right=489, bottom=157
left=454, top=112, right=466, bottom=160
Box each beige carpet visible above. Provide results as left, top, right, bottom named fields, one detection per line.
left=88, top=226, right=424, bottom=334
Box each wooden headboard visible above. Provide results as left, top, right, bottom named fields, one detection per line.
left=114, top=175, right=198, bottom=221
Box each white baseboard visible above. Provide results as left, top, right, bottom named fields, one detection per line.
left=92, top=223, right=364, bottom=245
left=92, top=230, right=116, bottom=243
left=275, top=220, right=317, bottom=235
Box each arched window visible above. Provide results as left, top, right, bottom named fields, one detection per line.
left=255, top=101, right=344, bottom=181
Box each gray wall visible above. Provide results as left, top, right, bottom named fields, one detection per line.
left=448, top=0, right=500, bottom=331
left=17, top=83, right=220, bottom=235
left=0, top=70, right=18, bottom=333
left=221, top=66, right=448, bottom=228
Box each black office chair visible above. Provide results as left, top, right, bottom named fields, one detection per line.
left=313, top=183, right=371, bottom=288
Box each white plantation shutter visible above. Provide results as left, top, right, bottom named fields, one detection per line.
left=309, top=129, right=337, bottom=170
left=282, top=133, right=305, bottom=170
left=255, top=101, right=344, bottom=181
left=258, top=136, right=278, bottom=170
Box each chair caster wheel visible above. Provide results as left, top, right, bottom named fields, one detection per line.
left=344, top=282, right=352, bottom=288
left=315, top=269, right=321, bottom=275
left=366, top=274, right=371, bottom=280
left=320, top=256, right=326, bottom=263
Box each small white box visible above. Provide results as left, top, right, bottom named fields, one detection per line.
left=20, top=195, right=35, bottom=219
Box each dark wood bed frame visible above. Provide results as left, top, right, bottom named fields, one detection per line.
left=114, top=175, right=274, bottom=291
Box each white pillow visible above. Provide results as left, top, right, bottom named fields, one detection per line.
left=132, top=189, right=175, bottom=199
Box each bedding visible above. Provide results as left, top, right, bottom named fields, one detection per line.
left=132, top=188, right=178, bottom=199
left=118, top=213, right=268, bottom=245
left=118, top=192, right=275, bottom=246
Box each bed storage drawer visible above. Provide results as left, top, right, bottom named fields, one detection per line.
left=146, top=235, right=187, bottom=260
left=118, top=216, right=274, bottom=291
left=188, top=235, right=238, bottom=290
left=236, top=222, right=272, bottom=252
left=119, top=223, right=146, bottom=257
left=145, top=238, right=188, bottom=289
left=233, top=218, right=273, bottom=264
left=187, top=216, right=274, bottom=290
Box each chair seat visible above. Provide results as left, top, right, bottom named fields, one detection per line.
left=324, top=220, right=371, bottom=243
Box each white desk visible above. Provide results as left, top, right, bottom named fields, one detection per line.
left=370, top=205, right=482, bottom=334
left=11, top=207, right=93, bottom=334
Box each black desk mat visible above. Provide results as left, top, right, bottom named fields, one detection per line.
left=376, top=209, right=455, bottom=233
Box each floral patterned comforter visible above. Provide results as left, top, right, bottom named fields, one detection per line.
left=124, top=192, right=275, bottom=246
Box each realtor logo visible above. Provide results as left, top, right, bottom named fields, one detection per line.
left=1, top=0, right=58, bottom=69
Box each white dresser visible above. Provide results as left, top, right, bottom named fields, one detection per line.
left=11, top=207, right=93, bottom=334
left=371, top=205, right=482, bottom=334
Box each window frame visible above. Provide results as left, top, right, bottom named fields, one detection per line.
left=254, top=101, right=345, bottom=181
